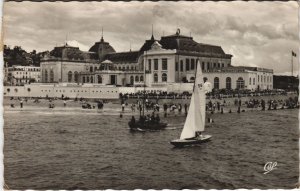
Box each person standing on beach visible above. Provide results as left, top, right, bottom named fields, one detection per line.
left=184, top=103, right=188, bottom=115
left=178, top=103, right=182, bottom=113
left=20, top=100, right=23, bottom=108
left=63, top=100, right=67, bottom=107
left=122, top=103, right=125, bottom=112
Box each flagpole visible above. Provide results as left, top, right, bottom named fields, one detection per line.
left=291, top=51, right=293, bottom=77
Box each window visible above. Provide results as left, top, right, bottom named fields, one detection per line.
left=91, top=76, right=93, bottom=83
left=162, top=73, right=167, bottom=82
left=201, top=62, right=205, bottom=71
left=214, top=77, right=219, bottom=89
left=258, top=75, right=260, bottom=82
left=249, top=77, right=251, bottom=85
left=140, top=76, right=144, bottom=82
left=154, top=73, right=158, bottom=82
left=44, top=70, right=48, bottom=82
left=213, top=63, right=216, bottom=68
left=180, top=60, right=184, bottom=71
left=175, top=62, right=179, bottom=71
left=217, top=63, right=220, bottom=68
left=90, top=66, right=93, bottom=72
left=87, top=76, right=90, bottom=83
left=148, top=59, right=151, bottom=71
left=222, top=63, right=224, bottom=67
left=154, top=59, right=158, bottom=70
left=130, top=76, right=134, bottom=85
left=131, top=66, right=134, bottom=70
left=97, top=75, right=102, bottom=83
left=264, top=76, right=266, bottom=83
left=74, top=72, right=79, bottom=83
left=191, top=59, right=195, bottom=70
left=83, top=77, right=86, bottom=83
left=226, top=77, right=231, bottom=89
left=236, top=77, right=245, bottom=89
left=135, top=76, right=139, bottom=82
left=68, top=71, right=72, bottom=82
left=50, top=70, right=54, bottom=83
left=253, top=78, right=255, bottom=85
left=186, top=59, right=190, bottom=71
left=207, top=62, right=210, bottom=70
left=162, top=58, right=168, bottom=70
left=126, top=66, right=129, bottom=71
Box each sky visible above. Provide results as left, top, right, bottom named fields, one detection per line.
left=2, top=1, right=299, bottom=75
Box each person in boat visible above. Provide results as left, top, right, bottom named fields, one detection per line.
left=195, top=131, right=203, bottom=139
left=155, top=114, right=160, bottom=123
left=130, top=116, right=136, bottom=125
left=151, top=112, right=155, bottom=122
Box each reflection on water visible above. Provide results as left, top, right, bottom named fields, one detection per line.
left=3, top=108, right=299, bottom=189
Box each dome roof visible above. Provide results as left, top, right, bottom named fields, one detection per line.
left=89, top=37, right=116, bottom=61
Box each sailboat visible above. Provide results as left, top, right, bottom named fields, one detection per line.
left=170, top=60, right=212, bottom=147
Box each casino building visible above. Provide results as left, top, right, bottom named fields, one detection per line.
left=40, top=29, right=273, bottom=90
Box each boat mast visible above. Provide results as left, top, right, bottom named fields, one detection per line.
left=192, top=59, right=199, bottom=92
left=142, top=51, right=146, bottom=117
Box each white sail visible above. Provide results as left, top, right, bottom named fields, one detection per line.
left=180, top=61, right=206, bottom=139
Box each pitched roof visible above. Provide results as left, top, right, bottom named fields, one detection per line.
left=105, top=51, right=139, bottom=63
left=139, top=32, right=231, bottom=58
left=49, top=44, right=98, bottom=61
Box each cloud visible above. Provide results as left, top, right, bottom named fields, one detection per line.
left=2, top=1, right=298, bottom=75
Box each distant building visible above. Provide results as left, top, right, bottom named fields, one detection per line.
left=5, top=65, right=41, bottom=85
left=273, top=75, right=299, bottom=91
left=40, top=29, right=273, bottom=90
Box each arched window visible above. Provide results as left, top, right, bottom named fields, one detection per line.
left=122, top=66, right=125, bottom=71
left=97, top=75, right=102, bottom=84
left=140, top=76, right=144, bottom=82
left=74, top=72, right=79, bottom=83
left=154, top=73, right=158, bottom=83
left=214, top=77, right=219, bottom=89
left=82, top=76, right=86, bottom=83
left=236, top=77, right=245, bottom=89
left=50, top=70, right=54, bottom=82
left=203, top=77, right=208, bottom=82
left=135, top=76, right=139, bottom=82
left=91, top=76, right=94, bottom=83
left=162, top=73, right=167, bottom=82
left=126, top=66, right=129, bottom=71
left=130, top=76, right=134, bottom=85
left=249, top=77, right=251, bottom=85
left=226, top=77, right=231, bottom=89
left=44, top=70, right=48, bottom=82
left=201, top=62, right=205, bottom=71
left=68, top=71, right=72, bottom=82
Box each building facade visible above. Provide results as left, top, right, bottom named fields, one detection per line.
left=39, top=29, right=273, bottom=90
left=5, top=65, right=41, bottom=85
